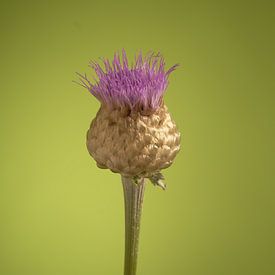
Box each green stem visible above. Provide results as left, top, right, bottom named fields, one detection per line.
left=121, top=176, right=146, bottom=275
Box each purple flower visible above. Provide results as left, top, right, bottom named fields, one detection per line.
left=77, top=49, right=179, bottom=111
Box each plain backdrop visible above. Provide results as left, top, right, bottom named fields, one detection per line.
left=0, top=0, right=274, bottom=274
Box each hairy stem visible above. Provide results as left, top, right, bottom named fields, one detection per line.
left=121, top=176, right=146, bottom=275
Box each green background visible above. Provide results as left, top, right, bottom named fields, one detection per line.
left=0, top=0, right=274, bottom=274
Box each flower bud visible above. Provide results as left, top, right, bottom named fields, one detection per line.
left=77, top=49, right=181, bottom=178
left=86, top=104, right=180, bottom=177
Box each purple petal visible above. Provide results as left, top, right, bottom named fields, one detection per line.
left=78, top=50, right=178, bottom=111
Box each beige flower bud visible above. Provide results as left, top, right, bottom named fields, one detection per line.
left=86, top=104, right=180, bottom=178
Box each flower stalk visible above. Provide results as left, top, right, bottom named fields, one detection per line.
left=78, top=50, right=181, bottom=275
left=121, top=176, right=146, bottom=275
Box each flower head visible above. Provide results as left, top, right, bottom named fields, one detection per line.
left=77, top=49, right=178, bottom=112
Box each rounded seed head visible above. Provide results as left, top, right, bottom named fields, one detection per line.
left=86, top=104, right=180, bottom=177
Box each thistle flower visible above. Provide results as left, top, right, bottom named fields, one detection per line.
left=77, top=49, right=181, bottom=275
left=78, top=50, right=180, bottom=179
